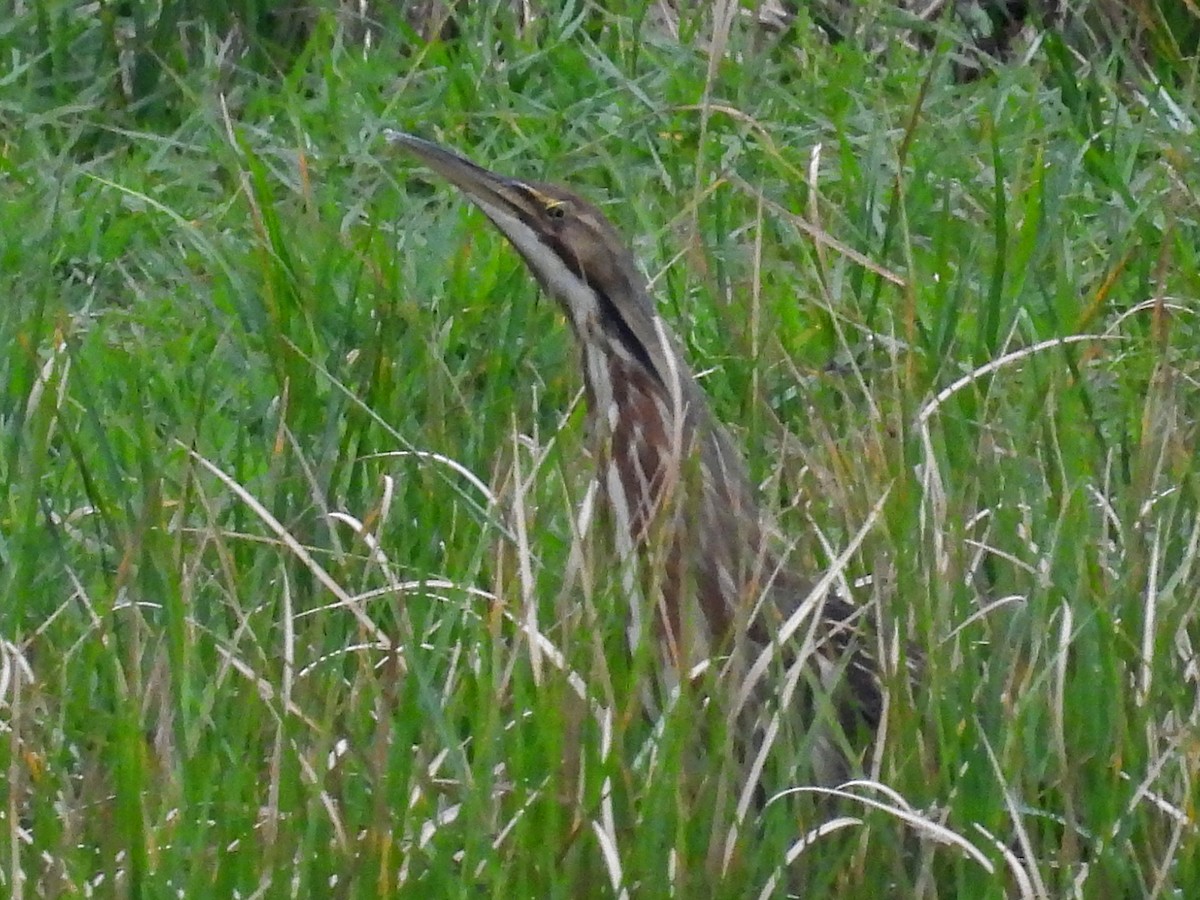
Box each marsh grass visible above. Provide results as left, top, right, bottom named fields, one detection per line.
left=2, top=2, right=1198, bottom=897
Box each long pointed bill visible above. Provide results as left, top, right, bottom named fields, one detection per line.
left=383, top=129, right=535, bottom=220
left=385, top=127, right=598, bottom=329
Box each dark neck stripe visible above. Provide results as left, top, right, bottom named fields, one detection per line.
left=485, top=197, right=666, bottom=389
left=538, top=232, right=663, bottom=388
left=596, top=289, right=662, bottom=387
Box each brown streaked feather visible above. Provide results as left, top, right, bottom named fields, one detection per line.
left=388, top=129, right=890, bottom=788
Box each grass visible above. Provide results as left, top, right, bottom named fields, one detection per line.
left=2, top=2, right=1199, bottom=897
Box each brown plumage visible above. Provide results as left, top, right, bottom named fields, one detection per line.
left=387, top=130, right=882, bottom=785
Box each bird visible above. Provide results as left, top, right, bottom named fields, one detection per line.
left=386, top=129, right=884, bottom=789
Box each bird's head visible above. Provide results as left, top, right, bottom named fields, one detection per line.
left=386, top=130, right=666, bottom=384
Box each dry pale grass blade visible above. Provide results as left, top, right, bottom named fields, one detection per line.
left=184, top=445, right=392, bottom=649
left=971, top=823, right=1043, bottom=900
left=979, top=733, right=1051, bottom=898
left=729, top=174, right=908, bottom=287
left=510, top=425, right=543, bottom=685
left=1158, top=509, right=1200, bottom=605
left=963, top=537, right=1041, bottom=577
left=182, top=468, right=407, bottom=854
left=595, top=706, right=621, bottom=883
left=592, top=818, right=630, bottom=900
left=386, top=564, right=623, bottom=889
left=916, top=334, right=1121, bottom=427
left=208, top=638, right=322, bottom=729
left=754, top=816, right=864, bottom=900
left=915, top=332, right=1122, bottom=583
left=1140, top=523, right=1164, bottom=707
left=918, top=412, right=951, bottom=578
left=26, top=561, right=105, bottom=649
left=722, top=488, right=891, bottom=869
left=0, top=640, right=35, bottom=714
left=481, top=776, right=545, bottom=860
left=23, top=329, right=69, bottom=425
left=1050, top=598, right=1078, bottom=859
left=1147, top=815, right=1191, bottom=900
left=761, top=781, right=995, bottom=874
left=735, top=486, right=893, bottom=719
left=686, top=0, right=744, bottom=243
left=939, top=593, right=1026, bottom=644
left=304, top=579, right=496, bottom=616
left=2, top=636, right=37, bottom=889
left=1052, top=598, right=1072, bottom=760
left=1119, top=766, right=1195, bottom=829
left=1103, top=297, right=1196, bottom=335
left=327, top=510, right=403, bottom=585
left=301, top=574, right=608, bottom=726
left=562, top=477, right=600, bottom=605
left=366, top=450, right=496, bottom=506
left=261, top=569, right=294, bottom=851
left=486, top=423, right=627, bottom=878
left=279, top=336, right=508, bottom=539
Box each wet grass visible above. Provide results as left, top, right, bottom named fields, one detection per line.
left=2, top=2, right=1198, bottom=897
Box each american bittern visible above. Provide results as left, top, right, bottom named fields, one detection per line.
left=387, top=130, right=882, bottom=786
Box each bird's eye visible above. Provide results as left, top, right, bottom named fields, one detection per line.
left=546, top=203, right=566, bottom=220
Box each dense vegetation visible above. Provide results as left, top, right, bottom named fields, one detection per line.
left=2, top=2, right=1197, bottom=896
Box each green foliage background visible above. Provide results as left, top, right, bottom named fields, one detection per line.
left=2, top=1, right=1198, bottom=897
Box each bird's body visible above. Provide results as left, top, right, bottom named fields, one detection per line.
left=388, top=131, right=881, bottom=784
